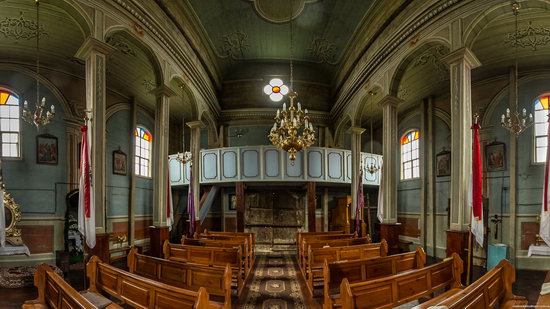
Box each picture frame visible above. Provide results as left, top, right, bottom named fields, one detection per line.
left=228, top=194, right=236, bottom=211
left=112, top=149, right=127, bottom=175
left=435, top=150, right=451, bottom=177
left=485, top=141, right=506, bottom=172
left=36, top=134, right=58, bottom=165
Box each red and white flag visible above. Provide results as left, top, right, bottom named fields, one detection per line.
left=78, top=124, right=95, bottom=248
left=166, top=159, right=174, bottom=231
left=0, top=189, right=5, bottom=247
left=377, top=163, right=384, bottom=222
left=540, top=118, right=550, bottom=246
left=470, top=122, right=483, bottom=247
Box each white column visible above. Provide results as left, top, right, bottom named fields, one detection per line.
left=187, top=120, right=205, bottom=222
left=75, top=37, right=115, bottom=233
left=379, top=95, right=402, bottom=224
left=151, top=85, right=175, bottom=227
left=349, top=127, right=366, bottom=222
left=442, top=47, right=481, bottom=231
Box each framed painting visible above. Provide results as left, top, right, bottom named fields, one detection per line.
left=36, top=134, right=58, bottom=165
left=436, top=150, right=451, bottom=177
left=485, top=141, right=506, bottom=172
left=113, top=150, right=127, bottom=175
left=228, top=194, right=236, bottom=211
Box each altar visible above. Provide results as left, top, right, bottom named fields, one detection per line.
left=528, top=244, right=550, bottom=257
left=0, top=244, right=30, bottom=256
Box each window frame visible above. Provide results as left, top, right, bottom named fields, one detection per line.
left=134, top=125, right=153, bottom=179
left=400, top=129, right=420, bottom=181
left=0, top=87, right=22, bottom=159
left=533, top=95, right=550, bottom=165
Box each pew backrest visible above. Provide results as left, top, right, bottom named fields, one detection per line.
left=296, top=231, right=344, bottom=255
left=308, top=240, right=388, bottom=268
left=87, top=255, right=210, bottom=309
left=340, top=253, right=463, bottom=309
left=324, top=247, right=426, bottom=307
left=413, top=259, right=527, bottom=309
left=182, top=237, right=250, bottom=275
left=23, top=264, right=106, bottom=309
left=300, top=236, right=371, bottom=271
left=127, top=247, right=232, bottom=309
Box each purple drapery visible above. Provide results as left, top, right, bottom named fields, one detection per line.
left=187, top=165, right=195, bottom=236
left=356, top=169, right=364, bottom=235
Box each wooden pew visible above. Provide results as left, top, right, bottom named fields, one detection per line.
left=305, top=240, right=388, bottom=294
left=86, top=255, right=212, bottom=309
left=296, top=231, right=344, bottom=255
left=127, top=247, right=232, bottom=309
left=182, top=236, right=250, bottom=278
left=414, top=259, right=527, bottom=309
left=195, top=233, right=254, bottom=267
left=202, top=229, right=255, bottom=256
left=338, top=253, right=464, bottom=309
left=23, top=264, right=121, bottom=309
left=163, top=240, right=245, bottom=296
left=299, top=233, right=359, bottom=259
left=323, top=247, right=426, bottom=309
left=300, top=237, right=372, bottom=273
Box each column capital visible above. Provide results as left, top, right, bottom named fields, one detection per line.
left=187, top=120, right=205, bottom=129
left=378, top=95, right=403, bottom=108
left=75, top=37, right=115, bottom=60
left=442, top=47, right=481, bottom=69
left=348, top=127, right=366, bottom=135
left=150, top=84, right=176, bottom=98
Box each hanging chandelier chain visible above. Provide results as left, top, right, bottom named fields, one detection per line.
left=36, top=0, right=40, bottom=105
left=289, top=0, right=294, bottom=92
left=514, top=2, right=519, bottom=110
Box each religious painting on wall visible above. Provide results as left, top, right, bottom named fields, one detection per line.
left=228, top=194, right=236, bottom=211
left=112, top=149, right=127, bottom=175
left=485, top=141, right=506, bottom=172
left=436, top=149, right=451, bottom=177
left=36, top=134, right=58, bottom=165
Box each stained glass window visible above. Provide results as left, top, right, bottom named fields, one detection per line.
left=401, top=129, right=420, bottom=180
left=134, top=126, right=152, bottom=177
left=0, top=89, right=20, bottom=158
left=534, top=95, right=550, bottom=163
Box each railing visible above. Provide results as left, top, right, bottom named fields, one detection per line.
left=169, top=146, right=381, bottom=186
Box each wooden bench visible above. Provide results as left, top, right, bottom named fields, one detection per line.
left=195, top=233, right=255, bottom=267
left=296, top=231, right=344, bottom=255
left=127, top=247, right=232, bottom=309
left=414, top=258, right=527, bottom=309
left=323, top=247, right=426, bottom=309
left=202, top=230, right=256, bottom=256
left=23, top=264, right=121, bottom=309
left=86, top=255, right=212, bottom=309
left=300, top=237, right=372, bottom=273
left=163, top=240, right=245, bottom=296
left=305, top=240, right=388, bottom=295
left=299, top=233, right=359, bottom=259
left=338, top=253, right=464, bottom=309
left=183, top=236, right=251, bottom=277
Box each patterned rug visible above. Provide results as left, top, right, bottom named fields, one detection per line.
left=241, top=253, right=306, bottom=309
left=0, top=265, right=63, bottom=288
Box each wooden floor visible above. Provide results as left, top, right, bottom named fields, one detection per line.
left=0, top=259, right=546, bottom=308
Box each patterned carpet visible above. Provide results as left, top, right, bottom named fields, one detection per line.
left=241, top=253, right=306, bottom=309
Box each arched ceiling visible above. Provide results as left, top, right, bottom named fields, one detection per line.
left=179, top=0, right=377, bottom=81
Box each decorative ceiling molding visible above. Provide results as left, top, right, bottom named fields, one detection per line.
left=0, top=11, right=48, bottom=40
left=221, top=108, right=330, bottom=125
left=504, top=21, right=550, bottom=51
left=219, top=30, right=249, bottom=59
left=142, top=79, right=154, bottom=90
left=247, top=0, right=318, bottom=24
left=412, top=45, right=450, bottom=79
left=308, top=36, right=337, bottom=64
left=106, top=36, right=137, bottom=57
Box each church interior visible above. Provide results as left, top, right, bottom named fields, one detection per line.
left=1, top=0, right=550, bottom=308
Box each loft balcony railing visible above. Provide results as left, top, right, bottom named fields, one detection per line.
left=169, top=146, right=381, bottom=187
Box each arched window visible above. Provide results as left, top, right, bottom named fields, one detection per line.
left=534, top=95, right=550, bottom=163
left=0, top=88, right=20, bottom=158
left=401, top=129, right=420, bottom=180
left=134, top=126, right=152, bottom=177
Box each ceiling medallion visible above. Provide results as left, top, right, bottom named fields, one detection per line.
left=263, top=78, right=289, bottom=102
left=248, top=0, right=318, bottom=23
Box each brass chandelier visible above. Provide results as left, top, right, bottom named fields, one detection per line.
left=268, top=1, right=315, bottom=163
left=501, top=2, right=533, bottom=136
left=22, top=0, right=55, bottom=130
left=364, top=93, right=380, bottom=174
